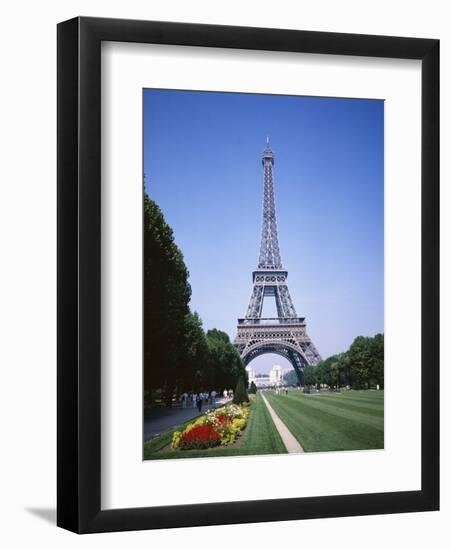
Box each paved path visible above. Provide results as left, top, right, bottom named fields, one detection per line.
left=144, top=397, right=231, bottom=441
left=260, top=393, right=304, bottom=453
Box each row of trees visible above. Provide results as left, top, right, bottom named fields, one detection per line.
left=302, top=334, right=384, bottom=390
left=143, top=192, right=246, bottom=405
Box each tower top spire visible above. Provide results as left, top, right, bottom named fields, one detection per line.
left=262, top=137, right=274, bottom=166
left=258, top=140, right=281, bottom=269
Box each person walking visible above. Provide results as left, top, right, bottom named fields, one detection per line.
left=211, top=389, right=217, bottom=407
left=197, top=392, right=204, bottom=413
left=181, top=392, right=188, bottom=408
left=192, top=393, right=197, bottom=409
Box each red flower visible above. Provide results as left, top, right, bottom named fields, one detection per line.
left=180, top=424, right=221, bottom=449
left=215, top=414, right=231, bottom=425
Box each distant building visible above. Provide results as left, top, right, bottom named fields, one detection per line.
left=269, top=365, right=283, bottom=385
left=245, top=365, right=256, bottom=386
left=254, top=374, right=271, bottom=388
left=246, top=364, right=286, bottom=388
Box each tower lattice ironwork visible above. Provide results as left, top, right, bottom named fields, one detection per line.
left=234, top=140, right=321, bottom=381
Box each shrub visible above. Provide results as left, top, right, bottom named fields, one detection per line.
left=233, top=376, right=249, bottom=404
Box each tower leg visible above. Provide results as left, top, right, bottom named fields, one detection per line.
left=246, top=285, right=264, bottom=318
left=287, top=349, right=307, bottom=385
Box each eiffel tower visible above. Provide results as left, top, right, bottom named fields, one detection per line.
left=234, top=139, right=321, bottom=382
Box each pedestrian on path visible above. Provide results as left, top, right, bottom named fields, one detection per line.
left=197, top=392, right=203, bottom=413
left=192, top=393, right=197, bottom=408
left=211, top=389, right=217, bottom=407
left=181, top=392, right=188, bottom=408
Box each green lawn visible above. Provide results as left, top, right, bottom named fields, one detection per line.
left=265, top=389, right=384, bottom=452
left=144, top=393, right=287, bottom=460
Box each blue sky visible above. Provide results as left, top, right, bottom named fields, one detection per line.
left=143, top=89, right=384, bottom=373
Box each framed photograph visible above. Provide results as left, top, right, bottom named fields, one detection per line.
left=57, top=17, right=439, bottom=533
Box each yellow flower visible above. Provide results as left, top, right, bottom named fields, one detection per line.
left=171, top=431, right=182, bottom=449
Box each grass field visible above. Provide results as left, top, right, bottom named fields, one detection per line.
left=265, top=389, right=384, bottom=452
left=144, top=393, right=287, bottom=460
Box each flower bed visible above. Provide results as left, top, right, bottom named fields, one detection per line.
left=172, top=403, right=250, bottom=450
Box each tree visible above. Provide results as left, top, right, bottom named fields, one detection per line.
left=338, top=352, right=351, bottom=387
left=249, top=381, right=258, bottom=394
left=233, top=375, right=249, bottom=404
left=143, top=190, right=250, bottom=404
left=300, top=334, right=383, bottom=393
left=369, top=333, right=384, bottom=388
left=318, top=362, right=325, bottom=386
left=181, top=312, right=209, bottom=393
left=330, top=360, right=340, bottom=389
left=303, top=366, right=316, bottom=388
left=347, top=336, right=372, bottom=389
left=205, top=329, right=246, bottom=391
left=143, top=193, right=191, bottom=405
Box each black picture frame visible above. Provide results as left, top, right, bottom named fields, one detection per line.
left=57, top=16, right=439, bottom=533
